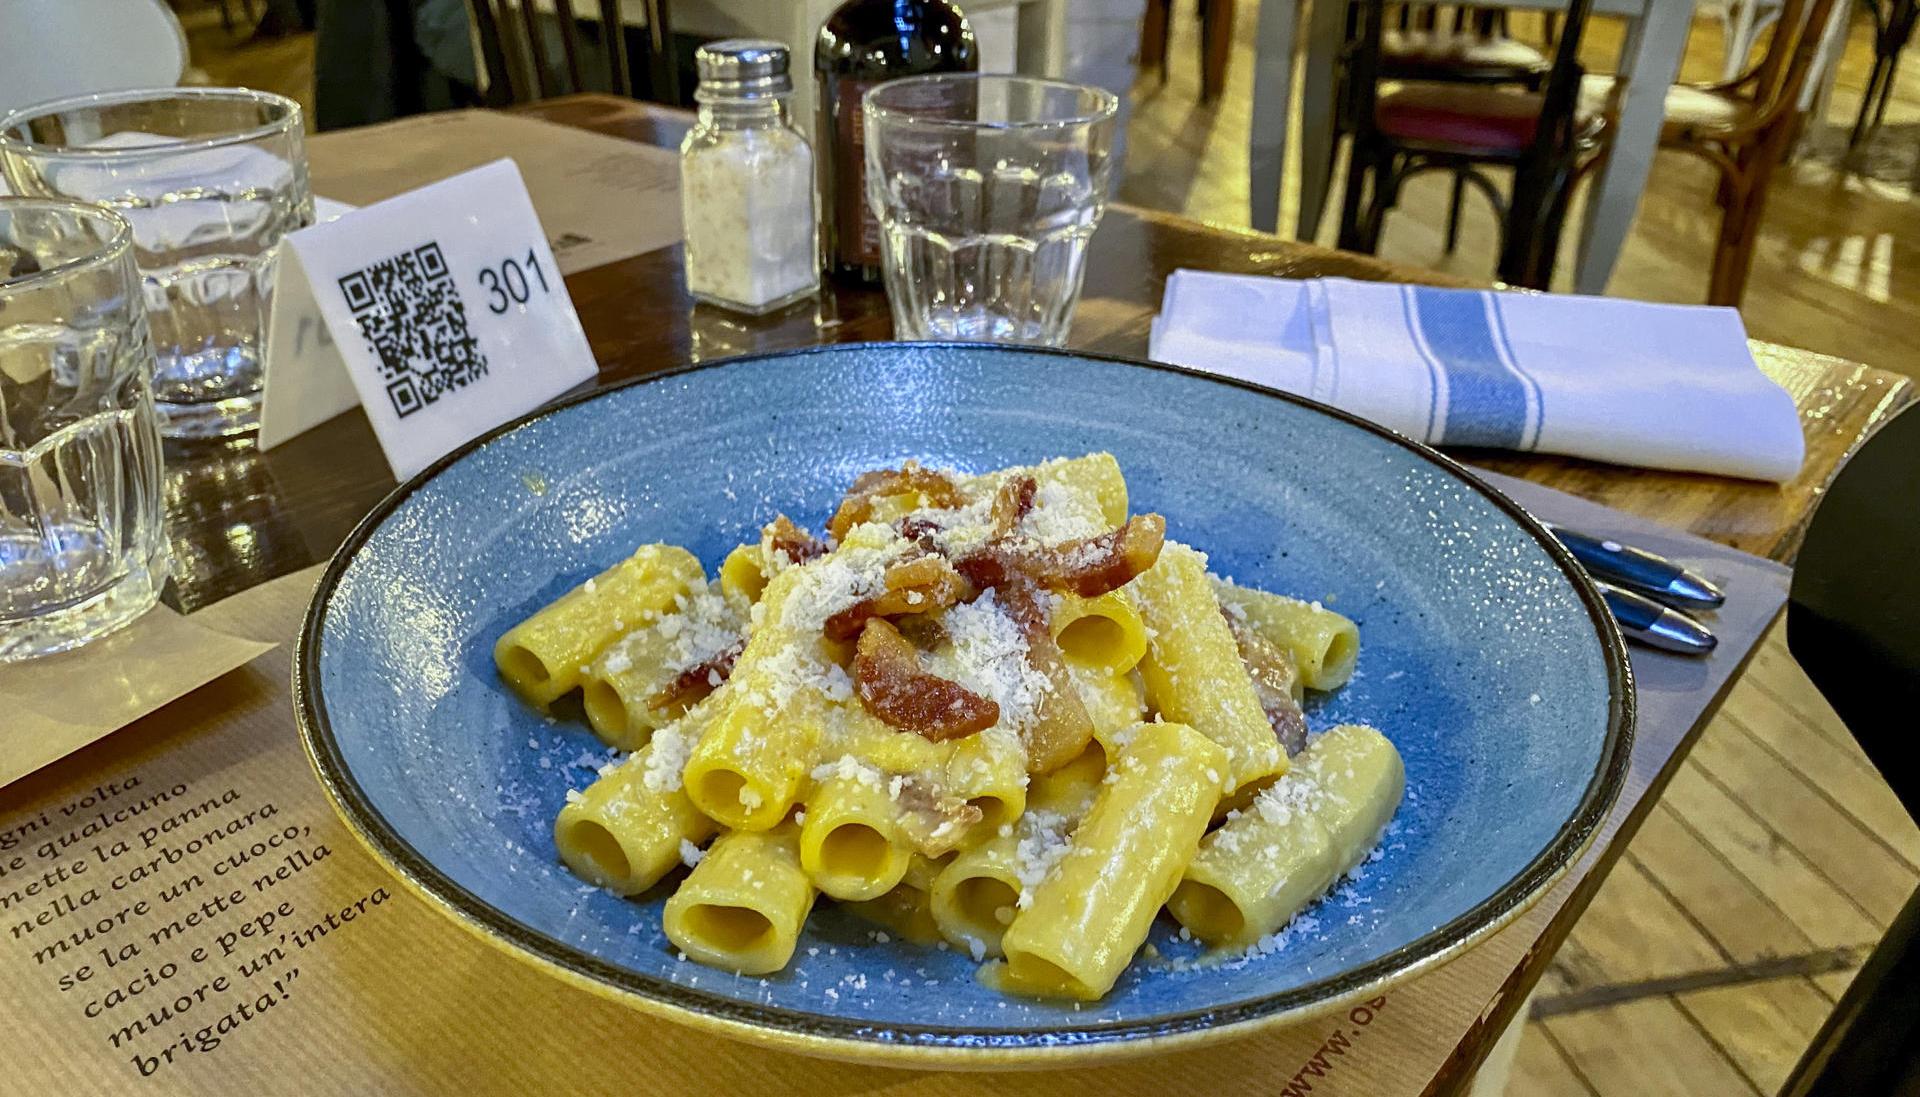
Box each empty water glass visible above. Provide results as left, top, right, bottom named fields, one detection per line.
left=1, top=199, right=167, bottom=661
left=0, top=88, right=313, bottom=439
left=863, top=75, right=1118, bottom=346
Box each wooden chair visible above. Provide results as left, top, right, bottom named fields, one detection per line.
left=1335, top=0, right=1602, bottom=289
left=1377, top=4, right=1548, bottom=87
left=465, top=0, right=677, bottom=105
left=1349, top=3, right=1554, bottom=252
left=1778, top=403, right=1920, bottom=1096
left=1580, top=0, right=1840, bottom=306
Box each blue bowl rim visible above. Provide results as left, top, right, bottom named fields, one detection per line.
left=293, top=341, right=1635, bottom=1057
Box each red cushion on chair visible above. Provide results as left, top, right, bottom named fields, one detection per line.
left=1374, top=81, right=1545, bottom=151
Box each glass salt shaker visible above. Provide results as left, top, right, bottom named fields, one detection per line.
left=681, top=40, right=820, bottom=315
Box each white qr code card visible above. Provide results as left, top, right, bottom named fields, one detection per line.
left=261, top=159, right=598, bottom=479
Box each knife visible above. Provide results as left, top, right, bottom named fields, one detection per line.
left=1595, top=580, right=1718, bottom=655
left=1545, top=523, right=1726, bottom=610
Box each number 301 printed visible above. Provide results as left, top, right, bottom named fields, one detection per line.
left=476, top=250, right=552, bottom=314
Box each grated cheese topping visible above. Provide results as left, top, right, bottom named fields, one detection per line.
left=641, top=707, right=706, bottom=792
left=927, top=590, right=1050, bottom=741
left=1020, top=478, right=1106, bottom=544
left=1009, top=808, right=1073, bottom=908
left=660, top=582, right=747, bottom=675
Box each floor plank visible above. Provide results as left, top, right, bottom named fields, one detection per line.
left=1674, top=976, right=1832, bottom=1094
left=1687, top=720, right=1915, bottom=926
left=1811, top=968, right=1860, bottom=1000
left=1656, top=760, right=1882, bottom=949
left=1626, top=800, right=1824, bottom=967
left=1547, top=858, right=1729, bottom=993
left=1541, top=996, right=1760, bottom=1097
left=1511, top=1024, right=1602, bottom=1096
left=1722, top=692, right=1920, bottom=872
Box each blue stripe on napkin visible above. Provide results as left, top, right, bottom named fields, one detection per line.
left=1487, top=294, right=1546, bottom=448
left=1408, top=287, right=1532, bottom=449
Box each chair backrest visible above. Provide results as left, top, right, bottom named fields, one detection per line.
left=1751, top=0, right=1844, bottom=121
left=1346, top=0, right=1592, bottom=150
left=1788, top=403, right=1920, bottom=822
left=0, top=0, right=187, bottom=117
left=465, top=0, right=640, bottom=105
left=1391, top=4, right=1508, bottom=43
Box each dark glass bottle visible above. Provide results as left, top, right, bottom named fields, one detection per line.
left=815, top=0, right=978, bottom=285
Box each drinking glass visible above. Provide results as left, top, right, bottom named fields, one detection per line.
left=0, top=198, right=167, bottom=661
left=0, top=88, right=313, bottom=439
left=863, top=75, right=1118, bottom=347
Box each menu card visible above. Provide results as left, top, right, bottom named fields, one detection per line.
left=306, top=110, right=685, bottom=277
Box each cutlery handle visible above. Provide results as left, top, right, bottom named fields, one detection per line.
left=1548, top=524, right=1726, bottom=610
left=1595, top=580, right=1718, bottom=655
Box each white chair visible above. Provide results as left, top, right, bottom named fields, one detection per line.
left=0, top=0, right=188, bottom=118
left=1717, top=0, right=1787, bottom=81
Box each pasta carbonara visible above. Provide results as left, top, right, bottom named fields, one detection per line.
left=494, top=453, right=1403, bottom=1000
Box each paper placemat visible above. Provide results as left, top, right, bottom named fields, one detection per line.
left=0, top=603, right=278, bottom=790
left=0, top=481, right=1786, bottom=1096
left=306, top=110, right=683, bottom=276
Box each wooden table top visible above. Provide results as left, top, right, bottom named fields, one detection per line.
left=151, top=94, right=1912, bottom=1093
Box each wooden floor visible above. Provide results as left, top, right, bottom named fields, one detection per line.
left=186, top=5, right=1920, bottom=1093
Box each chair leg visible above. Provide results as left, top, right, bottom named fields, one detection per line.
left=1337, top=140, right=1373, bottom=252
left=1872, top=51, right=1902, bottom=132
left=1525, top=167, right=1580, bottom=289
left=1201, top=0, right=1235, bottom=101
left=1445, top=172, right=1467, bottom=254
left=1141, top=0, right=1172, bottom=82
left=1712, top=203, right=1765, bottom=306
left=1851, top=53, right=1891, bottom=146
left=1361, top=151, right=1400, bottom=253
left=1498, top=155, right=1573, bottom=290
left=1706, top=167, right=1773, bottom=307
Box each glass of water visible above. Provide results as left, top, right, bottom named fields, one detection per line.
left=0, top=88, right=312, bottom=439
left=1, top=198, right=167, bottom=661
left=863, top=75, right=1118, bottom=347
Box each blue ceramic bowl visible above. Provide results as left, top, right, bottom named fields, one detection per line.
left=295, top=343, right=1632, bottom=1067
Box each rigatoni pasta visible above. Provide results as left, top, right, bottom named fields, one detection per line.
left=663, top=825, right=815, bottom=974
left=499, top=453, right=1403, bottom=999
left=1168, top=724, right=1404, bottom=948
left=494, top=544, right=704, bottom=708
left=1129, top=542, right=1288, bottom=793
left=998, top=722, right=1226, bottom=999
left=1212, top=578, right=1361, bottom=691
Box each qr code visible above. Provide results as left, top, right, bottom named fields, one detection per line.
left=337, top=242, right=489, bottom=419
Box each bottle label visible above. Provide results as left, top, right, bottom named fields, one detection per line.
left=835, top=77, right=883, bottom=269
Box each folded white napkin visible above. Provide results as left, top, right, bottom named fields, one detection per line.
left=1148, top=271, right=1805, bottom=482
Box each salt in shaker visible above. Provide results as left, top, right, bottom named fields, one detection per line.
left=681, top=40, right=820, bottom=315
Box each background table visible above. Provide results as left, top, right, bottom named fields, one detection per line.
left=1248, top=0, right=1697, bottom=295
left=151, top=94, right=1911, bottom=1093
